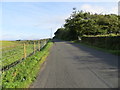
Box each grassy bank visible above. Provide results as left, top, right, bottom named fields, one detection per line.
left=72, top=40, right=120, bottom=56
left=83, top=34, right=120, bottom=37
left=2, top=42, right=53, bottom=88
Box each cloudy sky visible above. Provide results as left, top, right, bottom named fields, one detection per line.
left=0, top=0, right=119, bottom=40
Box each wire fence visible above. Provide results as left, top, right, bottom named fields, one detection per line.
left=1, top=39, right=49, bottom=71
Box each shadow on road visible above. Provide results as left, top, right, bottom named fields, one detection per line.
left=53, top=39, right=119, bottom=68
left=70, top=42, right=118, bottom=68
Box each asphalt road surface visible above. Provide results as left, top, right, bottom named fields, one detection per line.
left=31, top=40, right=119, bottom=88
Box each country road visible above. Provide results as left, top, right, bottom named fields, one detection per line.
left=30, top=40, right=119, bottom=88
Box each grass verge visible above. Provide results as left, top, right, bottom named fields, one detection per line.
left=83, top=33, right=120, bottom=37
left=2, top=42, right=53, bottom=88
left=71, top=40, right=120, bottom=56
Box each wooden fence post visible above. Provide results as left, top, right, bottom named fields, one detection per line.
left=45, top=40, right=46, bottom=45
left=44, top=39, right=46, bottom=46
left=24, top=43, right=26, bottom=59
left=38, top=41, right=40, bottom=51
left=34, top=42, right=36, bottom=54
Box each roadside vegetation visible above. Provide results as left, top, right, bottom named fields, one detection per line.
left=71, top=40, right=120, bottom=56
left=2, top=42, right=53, bottom=88
left=54, top=8, right=120, bottom=56
left=1, top=40, right=47, bottom=67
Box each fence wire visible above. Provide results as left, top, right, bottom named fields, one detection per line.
left=1, top=39, right=49, bottom=71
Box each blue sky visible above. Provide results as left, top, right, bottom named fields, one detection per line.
left=1, top=1, right=118, bottom=40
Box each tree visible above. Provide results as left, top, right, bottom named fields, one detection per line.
left=54, top=9, right=119, bottom=40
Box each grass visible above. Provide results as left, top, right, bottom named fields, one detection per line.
left=1, top=40, right=47, bottom=67
left=83, top=33, right=120, bottom=37
left=1, top=43, right=34, bottom=67
left=2, top=42, right=53, bottom=88
left=0, top=41, right=19, bottom=48
left=71, top=40, right=120, bottom=56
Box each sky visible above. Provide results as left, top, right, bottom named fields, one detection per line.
left=0, top=0, right=119, bottom=40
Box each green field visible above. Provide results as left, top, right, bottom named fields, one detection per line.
left=1, top=39, right=52, bottom=88
left=1, top=40, right=47, bottom=68
left=0, top=41, right=19, bottom=48
left=2, top=42, right=53, bottom=88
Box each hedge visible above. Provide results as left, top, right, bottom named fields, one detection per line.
left=81, top=36, right=120, bottom=50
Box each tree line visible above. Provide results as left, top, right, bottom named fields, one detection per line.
left=54, top=8, right=120, bottom=40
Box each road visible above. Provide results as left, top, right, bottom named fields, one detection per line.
left=30, top=41, right=118, bottom=88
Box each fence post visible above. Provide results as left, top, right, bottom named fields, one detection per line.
left=45, top=39, right=46, bottom=45
left=38, top=41, right=40, bottom=51
left=41, top=41, right=42, bottom=49
left=34, top=42, right=36, bottom=54
left=24, top=43, right=26, bottom=59
left=45, top=39, right=47, bottom=45
left=44, top=40, right=46, bottom=46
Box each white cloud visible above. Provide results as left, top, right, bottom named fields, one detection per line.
left=110, top=6, right=118, bottom=15
left=81, top=4, right=105, bottom=14
left=80, top=4, right=118, bottom=15
left=33, top=13, right=70, bottom=31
